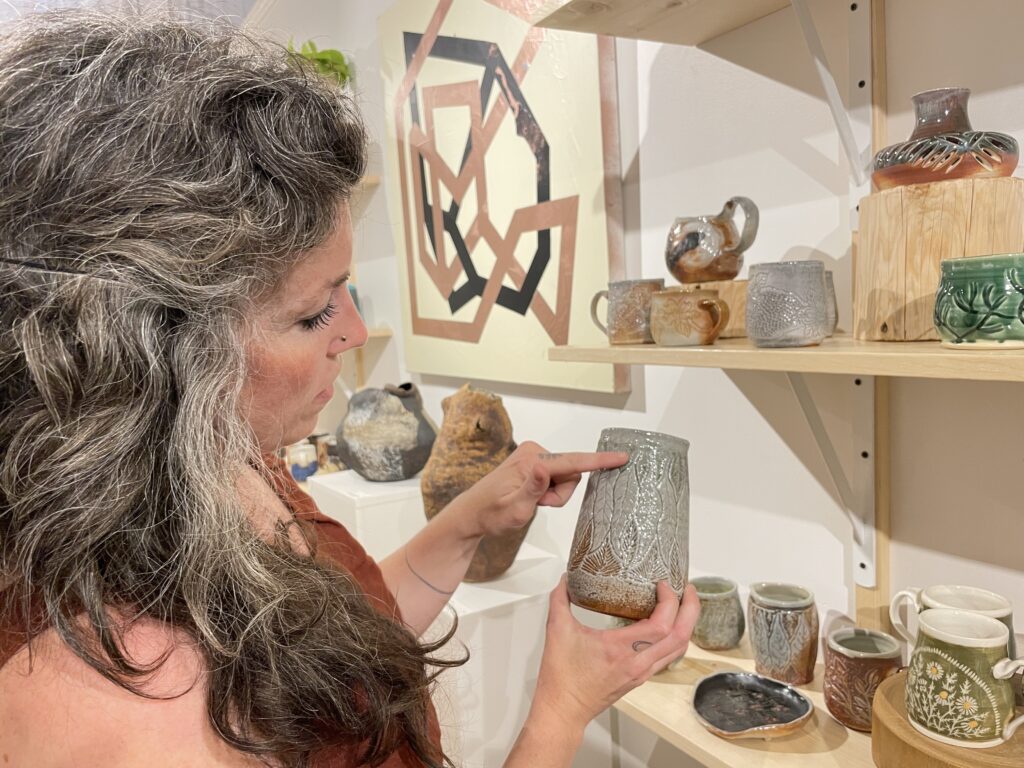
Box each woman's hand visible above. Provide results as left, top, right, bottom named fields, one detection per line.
left=530, top=576, right=701, bottom=732
left=455, top=441, right=628, bottom=539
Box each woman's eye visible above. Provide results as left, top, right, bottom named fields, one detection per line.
left=300, top=301, right=338, bottom=331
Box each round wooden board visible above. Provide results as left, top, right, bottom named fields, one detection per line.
left=872, top=671, right=1024, bottom=768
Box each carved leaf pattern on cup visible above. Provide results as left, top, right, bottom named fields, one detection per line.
left=906, top=649, right=998, bottom=740
left=748, top=271, right=822, bottom=339
left=824, top=650, right=897, bottom=730
left=751, top=605, right=818, bottom=683
left=934, top=278, right=1020, bottom=342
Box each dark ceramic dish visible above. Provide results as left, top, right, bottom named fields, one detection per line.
left=692, top=672, right=814, bottom=740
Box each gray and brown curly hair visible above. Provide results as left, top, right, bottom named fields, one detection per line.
left=0, top=8, right=455, bottom=767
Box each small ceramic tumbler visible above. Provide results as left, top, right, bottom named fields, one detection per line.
left=823, top=627, right=901, bottom=732
left=746, top=261, right=829, bottom=348
left=567, top=428, right=689, bottom=620
left=748, top=582, right=819, bottom=685
left=691, top=576, right=745, bottom=651
left=906, top=609, right=1024, bottom=749
left=590, top=279, right=665, bottom=345
left=890, top=584, right=1016, bottom=658
left=650, top=288, right=730, bottom=347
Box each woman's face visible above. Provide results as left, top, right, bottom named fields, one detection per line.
left=241, top=204, right=367, bottom=453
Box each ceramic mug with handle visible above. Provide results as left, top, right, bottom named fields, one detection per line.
left=890, top=584, right=1016, bottom=658
left=905, top=609, right=1024, bottom=748
left=590, top=278, right=665, bottom=345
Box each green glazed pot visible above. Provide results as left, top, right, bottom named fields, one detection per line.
left=934, top=254, right=1024, bottom=347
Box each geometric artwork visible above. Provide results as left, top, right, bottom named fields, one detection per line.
left=379, top=0, right=627, bottom=392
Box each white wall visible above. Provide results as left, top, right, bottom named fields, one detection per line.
left=253, top=1, right=1024, bottom=765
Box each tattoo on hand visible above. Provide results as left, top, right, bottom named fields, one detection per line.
left=538, top=453, right=561, bottom=460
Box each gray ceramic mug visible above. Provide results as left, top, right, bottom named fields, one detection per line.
left=746, top=261, right=829, bottom=347
left=748, top=582, right=819, bottom=685
left=691, top=576, right=744, bottom=651
left=590, top=278, right=665, bottom=345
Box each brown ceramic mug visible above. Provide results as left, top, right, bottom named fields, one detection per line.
left=650, top=288, right=730, bottom=347
left=823, top=627, right=901, bottom=732
left=590, top=278, right=665, bottom=344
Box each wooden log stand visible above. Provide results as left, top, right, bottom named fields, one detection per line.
left=680, top=278, right=748, bottom=338
left=854, top=177, right=1024, bottom=341
left=871, top=671, right=1024, bottom=768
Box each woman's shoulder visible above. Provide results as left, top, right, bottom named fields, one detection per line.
left=0, top=621, right=262, bottom=767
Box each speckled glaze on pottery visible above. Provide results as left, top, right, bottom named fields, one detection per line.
left=567, top=428, right=689, bottom=620
left=746, top=261, right=829, bottom=348
left=420, top=384, right=520, bottom=582
left=692, top=672, right=813, bottom=740
left=691, top=576, right=745, bottom=651
left=650, top=288, right=730, bottom=347
left=934, top=254, right=1024, bottom=348
left=873, top=88, right=1018, bottom=190
left=590, top=279, right=665, bottom=345
left=825, top=271, right=838, bottom=336
left=890, top=584, right=1016, bottom=659
left=335, top=383, right=437, bottom=482
left=823, top=627, right=901, bottom=732
left=748, top=582, right=819, bottom=685
left=665, top=197, right=759, bottom=284
left=905, top=609, right=1024, bottom=749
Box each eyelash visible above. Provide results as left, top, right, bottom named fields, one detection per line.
left=300, top=301, right=338, bottom=331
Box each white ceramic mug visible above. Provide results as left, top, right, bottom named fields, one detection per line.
left=890, top=585, right=1016, bottom=657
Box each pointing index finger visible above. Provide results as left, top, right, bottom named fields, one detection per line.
left=538, top=450, right=628, bottom=477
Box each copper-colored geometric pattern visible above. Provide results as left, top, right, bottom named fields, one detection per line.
left=393, top=0, right=579, bottom=345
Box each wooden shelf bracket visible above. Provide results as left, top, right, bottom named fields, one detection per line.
left=786, top=373, right=877, bottom=588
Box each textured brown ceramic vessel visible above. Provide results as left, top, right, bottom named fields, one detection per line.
left=823, top=627, right=901, bottom=732
left=420, top=384, right=521, bottom=582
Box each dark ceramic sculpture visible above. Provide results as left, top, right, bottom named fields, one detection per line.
left=873, top=88, right=1018, bottom=190
left=665, top=197, right=759, bottom=284
left=567, top=428, right=689, bottom=620
left=692, top=672, right=814, bottom=740
left=420, top=384, right=519, bottom=582
left=335, top=383, right=436, bottom=482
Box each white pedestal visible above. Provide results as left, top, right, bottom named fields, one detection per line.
left=434, top=542, right=562, bottom=768
left=306, top=469, right=562, bottom=766
left=306, top=470, right=426, bottom=560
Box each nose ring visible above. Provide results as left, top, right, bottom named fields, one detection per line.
left=341, top=335, right=347, bottom=342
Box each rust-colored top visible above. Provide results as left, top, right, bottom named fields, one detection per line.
left=0, top=460, right=441, bottom=768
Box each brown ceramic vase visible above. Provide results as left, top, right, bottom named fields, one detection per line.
left=823, top=627, right=901, bottom=732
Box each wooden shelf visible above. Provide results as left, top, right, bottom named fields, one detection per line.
left=548, top=335, right=1024, bottom=382
left=531, top=0, right=790, bottom=46
left=366, top=326, right=393, bottom=340
left=615, top=638, right=872, bottom=768
left=357, top=174, right=381, bottom=190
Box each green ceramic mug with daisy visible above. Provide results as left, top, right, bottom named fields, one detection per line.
left=905, top=609, right=1024, bottom=748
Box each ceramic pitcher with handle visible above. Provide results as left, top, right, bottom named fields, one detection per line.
left=665, top=196, right=758, bottom=284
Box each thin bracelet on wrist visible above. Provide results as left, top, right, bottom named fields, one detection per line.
left=404, top=549, right=457, bottom=596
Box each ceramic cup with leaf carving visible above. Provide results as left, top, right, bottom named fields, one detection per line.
left=650, top=288, right=730, bottom=347
left=748, top=582, right=819, bottom=685
left=823, top=627, right=901, bottom=732
left=746, top=261, right=829, bottom=348
left=691, top=576, right=744, bottom=651
left=934, top=254, right=1024, bottom=348
left=905, top=609, right=1024, bottom=749
left=590, top=279, right=665, bottom=345
left=567, top=428, right=689, bottom=620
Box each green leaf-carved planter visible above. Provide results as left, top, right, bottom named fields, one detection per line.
left=934, top=254, right=1024, bottom=348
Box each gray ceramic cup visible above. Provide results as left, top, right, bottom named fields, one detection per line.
left=746, top=261, right=829, bottom=347
left=748, top=582, right=819, bottom=685
left=691, top=576, right=745, bottom=651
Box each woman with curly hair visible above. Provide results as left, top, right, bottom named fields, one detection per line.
left=0, top=9, right=698, bottom=767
